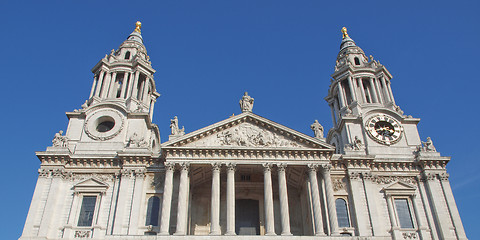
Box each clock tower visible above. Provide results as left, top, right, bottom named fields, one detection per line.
left=325, top=27, right=421, bottom=157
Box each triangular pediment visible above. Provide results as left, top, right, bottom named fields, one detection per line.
left=383, top=181, right=417, bottom=195
left=73, top=178, right=109, bottom=193
left=162, top=112, right=334, bottom=150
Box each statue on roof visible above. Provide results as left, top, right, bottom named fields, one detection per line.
left=421, top=137, right=436, bottom=152
left=341, top=27, right=349, bottom=39
left=310, top=120, right=324, bottom=139
left=52, top=130, right=68, bottom=148
left=135, top=21, right=142, bottom=34
left=170, top=116, right=185, bottom=136
left=239, top=92, right=254, bottom=113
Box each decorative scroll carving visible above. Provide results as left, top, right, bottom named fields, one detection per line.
left=164, top=162, right=176, bottom=171
left=332, top=178, right=345, bottom=192
left=310, top=120, right=324, bottom=139
left=423, top=172, right=437, bottom=181
left=38, top=168, right=72, bottom=179
left=121, top=168, right=146, bottom=178
left=438, top=172, right=449, bottom=181
left=372, top=176, right=416, bottom=185
left=402, top=232, right=418, bottom=239
left=307, top=164, right=319, bottom=172
left=180, top=162, right=190, bottom=171
left=74, top=230, right=91, bottom=238
left=239, top=92, right=254, bottom=112
left=52, top=130, right=68, bottom=147
left=262, top=163, right=273, bottom=172
left=348, top=172, right=362, bottom=180
left=320, top=163, right=332, bottom=172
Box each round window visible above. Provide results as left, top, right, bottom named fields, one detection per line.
left=97, top=119, right=115, bottom=132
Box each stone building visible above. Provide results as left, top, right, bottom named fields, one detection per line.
left=19, top=23, right=467, bottom=240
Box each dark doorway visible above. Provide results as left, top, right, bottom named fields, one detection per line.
left=235, top=199, right=260, bottom=235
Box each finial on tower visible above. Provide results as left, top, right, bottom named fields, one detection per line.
left=341, top=27, right=349, bottom=39
left=135, top=21, right=142, bottom=34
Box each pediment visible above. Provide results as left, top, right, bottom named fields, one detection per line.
left=383, top=181, right=416, bottom=195
left=73, top=178, right=109, bottom=193
left=162, top=112, right=334, bottom=150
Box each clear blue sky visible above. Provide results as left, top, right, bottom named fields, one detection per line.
left=1, top=1, right=478, bottom=239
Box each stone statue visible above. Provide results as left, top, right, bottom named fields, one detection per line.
left=310, top=120, right=324, bottom=139
left=52, top=130, right=68, bottom=148
left=170, top=116, right=185, bottom=136
left=128, top=132, right=148, bottom=148
left=239, top=92, right=254, bottom=113
left=345, top=136, right=364, bottom=151
left=421, top=137, right=436, bottom=152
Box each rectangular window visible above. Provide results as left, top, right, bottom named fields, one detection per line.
left=78, top=196, right=97, bottom=227
left=394, top=198, right=414, bottom=229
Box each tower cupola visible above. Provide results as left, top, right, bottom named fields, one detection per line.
left=86, top=21, right=159, bottom=119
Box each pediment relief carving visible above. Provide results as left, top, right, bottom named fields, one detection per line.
left=183, top=122, right=310, bottom=148
left=383, top=180, right=417, bottom=196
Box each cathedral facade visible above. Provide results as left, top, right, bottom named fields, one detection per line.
left=19, top=23, right=467, bottom=240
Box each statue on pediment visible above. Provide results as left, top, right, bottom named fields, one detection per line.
left=239, top=92, right=254, bottom=112
left=128, top=132, right=148, bottom=148
left=170, top=116, right=185, bottom=136
left=310, top=120, right=324, bottom=139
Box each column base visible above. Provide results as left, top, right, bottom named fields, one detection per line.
left=173, top=232, right=186, bottom=236
left=265, top=232, right=277, bottom=236
left=225, top=232, right=236, bottom=236
left=209, top=231, right=221, bottom=236
left=281, top=232, right=293, bottom=236
left=157, top=232, right=170, bottom=236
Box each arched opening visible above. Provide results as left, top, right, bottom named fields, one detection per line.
left=145, top=196, right=161, bottom=226
left=335, top=198, right=350, bottom=227
left=354, top=57, right=360, bottom=65
left=125, top=51, right=131, bottom=60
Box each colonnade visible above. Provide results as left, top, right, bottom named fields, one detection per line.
left=335, top=75, right=395, bottom=109
left=158, top=161, right=339, bottom=236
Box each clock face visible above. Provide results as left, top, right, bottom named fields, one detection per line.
left=365, top=114, right=403, bottom=145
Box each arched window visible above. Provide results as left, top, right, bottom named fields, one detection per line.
left=145, top=196, right=160, bottom=226
left=336, top=198, right=350, bottom=227
left=125, top=51, right=131, bottom=60
left=354, top=57, right=360, bottom=65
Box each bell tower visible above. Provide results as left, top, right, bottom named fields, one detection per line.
left=325, top=27, right=421, bottom=157
left=63, top=21, right=161, bottom=155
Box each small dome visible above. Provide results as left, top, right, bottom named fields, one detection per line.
left=126, top=31, right=143, bottom=44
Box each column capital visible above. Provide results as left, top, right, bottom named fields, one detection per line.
left=277, top=163, right=287, bottom=172
left=211, top=162, right=221, bottom=172
left=227, top=163, right=237, bottom=171
left=321, top=163, right=332, bottom=172
left=307, top=163, right=319, bottom=172
left=263, top=163, right=273, bottom=172
left=164, top=162, right=176, bottom=171
left=438, top=172, right=449, bottom=181
left=180, top=162, right=190, bottom=171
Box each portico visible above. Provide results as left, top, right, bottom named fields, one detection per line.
left=159, top=112, right=337, bottom=236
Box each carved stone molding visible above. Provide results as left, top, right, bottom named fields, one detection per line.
left=74, top=230, right=91, bottom=238
left=332, top=178, right=346, bottom=192
left=180, top=162, right=190, bottom=172
left=438, top=172, right=449, bottom=181
left=402, top=232, right=418, bottom=239
left=164, top=162, right=175, bottom=171
left=372, top=175, right=416, bottom=185
left=348, top=171, right=362, bottom=180
left=422, top=172, right=437, bottom=181
left=321, top=163, right=332, bottom=172
left=120, top=168, right=146, bottom=178
left=72, top=173, right=113, bottom=182
left=307, top=163, right=319, bottom=172
left=38, top=168, right=71, bottom=179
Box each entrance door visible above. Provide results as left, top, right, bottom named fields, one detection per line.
left=235, top=199, right=260, bottom=235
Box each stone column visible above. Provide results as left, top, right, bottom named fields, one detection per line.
left=417, top=177, right=439, bottom=240
left=439, top=173, right=468, bottom=240
left=386, top=80, right=396, bottom=105
left=127, top=169, right=146, bottom=235
left=347, top=76, right=357, bottom=102
left=337, top=83, right=346, bottom=108
left=120, top=72, right=129, bottom=98
left=307, top=164, right=325, bottom=236
left=149, top=99, right=155, bottom=120
left=226, top=163, right=236, bottom=235
left=373, top=79, right=384, bottom=103
left=37, top=170, right=65, bottom=237
left=368, top=78, right=378, bottom=103
left=362, top=173, right=384, bottom=236
left=380, top=77, right=390, bottom=102
left=131, top=71, right=140, bottom=99
left=263, top=163, right=275, bottom=235
left=107, top=72, right=117, bottom=98
left=357, top=78, right=367, bottom=103
left=175, top=163, right=190, bottom=235
left=210, top=163, right=221, bottom=235
left=89, top=74, right=98, bottom=98
left=159, top=163, right=175, bottom=235
left=142, top=80, right=150, bottom=104
left=385, top=194, right=399, bottom=229
left=347, top=172, right=371, bottom=236
left=411, top=193, right=429, bottom=239
left=423, top=172, right=453, bottom=240
left=113, top=169, right=136, bottom=235
left=321, top=164, right=338, bottom=235
left=277, top=164, right=292, bottom=235
left=95, top=70, right=105, bottom=97
left=101, top=72, right=112, bottom=98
